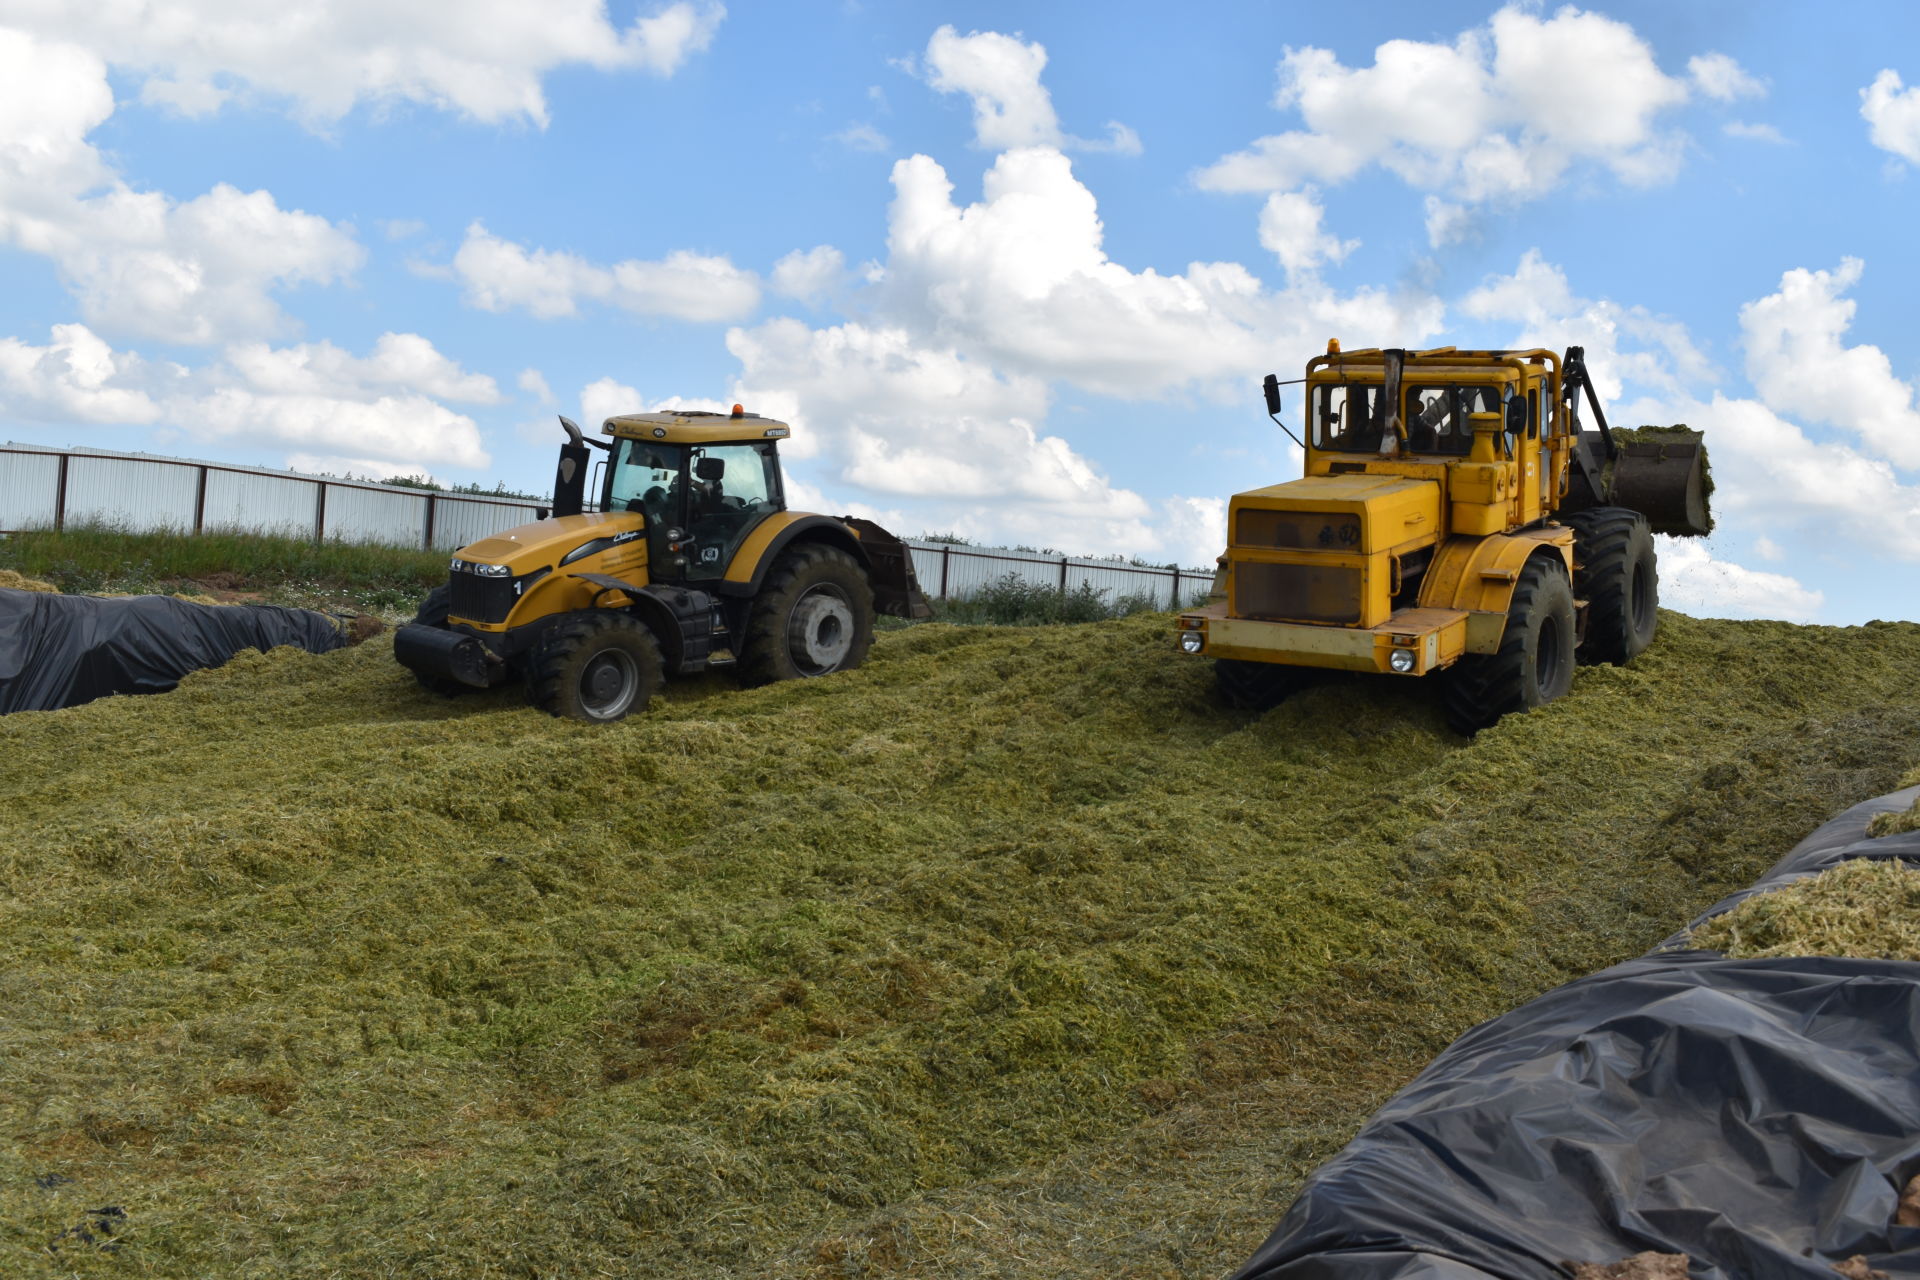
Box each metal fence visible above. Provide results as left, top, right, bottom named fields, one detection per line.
left=2, top=442, right=1215, bottom=607
left=903, top=540, right=1213, bottom=611
left=0, top=443, right=545, bottom=551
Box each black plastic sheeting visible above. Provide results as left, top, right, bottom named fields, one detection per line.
left=0, top=587, right=349, bottom=714
left=1232, top=785, right=1920, bottom=1280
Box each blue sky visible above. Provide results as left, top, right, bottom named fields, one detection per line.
left=2, top=1, right=1917, bottom=623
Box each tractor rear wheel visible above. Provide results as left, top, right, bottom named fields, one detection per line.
left=1567, top=506, right=1657, bottom=665
left=526, top=612, right=663, bottom=722
left=1213, top=658, right=1310, bottom=711
left=740, top=544, right=876, bottom=685
left=1443, top=554, right=1575, bottom=735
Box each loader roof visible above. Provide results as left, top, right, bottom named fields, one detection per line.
left=603, top=410, right=792, bottom=445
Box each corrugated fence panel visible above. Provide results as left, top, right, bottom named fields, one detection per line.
left=203, top=469, right=320, bottom=536
left=0, top=449, right=60, bottom=530
left=323, top=484, right=426, bottom=546
left=432, top=497, right=543, bottom=550
left=1068, top=562, right=1174, bottom=609
left=64, top=455, right=199, bottom=531
left=902, top=540, right=1213, bottom=609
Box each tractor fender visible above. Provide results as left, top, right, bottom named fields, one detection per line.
left=716, top=513, right=869, bottom=598
left=1419, top=527, right=1575, bottom=654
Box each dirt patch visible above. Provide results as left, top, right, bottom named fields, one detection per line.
left=1567, top=1253, right=1689, bottom=1280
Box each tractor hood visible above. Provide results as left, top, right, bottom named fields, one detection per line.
left=1229, top=474, right=1440, bottom=555
left=454, top=512, right=646, bottom=576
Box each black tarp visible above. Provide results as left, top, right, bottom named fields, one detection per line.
left=0, top=587, right=349, bottom=714
left=1232, top=785, right=1920, bottom=1280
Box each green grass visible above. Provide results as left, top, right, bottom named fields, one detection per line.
left=3, top=600, right=1918, bottom=1277
left=0, top=525, right=447, bottom=616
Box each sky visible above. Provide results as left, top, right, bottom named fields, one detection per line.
left=1, top=0, right=1917, bottom=624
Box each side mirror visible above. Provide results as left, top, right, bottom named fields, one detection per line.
left=695, top=457, right=725, bottom=482
left=1262, top=373, right=1282, bottom=418
left=1506, top=398, right=1529, bottom=435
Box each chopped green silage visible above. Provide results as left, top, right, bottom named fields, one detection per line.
left=1868, top=768, right=1920, bottom=838
left=1688, top=859, right=1920, bottom=962
left=4, top=611, right=1920, bottom=1278
left=0, top=569, right=59, bottom=592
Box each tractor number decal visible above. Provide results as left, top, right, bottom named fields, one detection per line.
left=1317, top=522, right=1360, bottom=547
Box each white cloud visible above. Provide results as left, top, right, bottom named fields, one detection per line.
left=1737, top=258, right=1920, bottom=469
left=1723, top=121, right=1788, bottom=144
left=0, top=30, right=363, bottom=345
left=1257, top=189, right=1358, bottom=280
left=1862, top=69, right=1920, bottom=166
left=881, top=147, right=1440, bottom=399
left=518, top=368, right=555, bottom=402
left=0, top=323, right=161, bottom=423
left=1423, top=196, right=1472, bottom=247
left=920, top=26, right=1140, bottom=155
left=2, top=0, right=725, bottom=128
left=1752, top=534, right=1785, bottom=562
left=769, top=245, right=846, bottom=304
left=452, top=222, right=760, bottom=323
left=220, top=332, right=501, bottom=405
left=1655, top=537, right=1821, bottom=621
left=580, top=377, right=644, bottom=433
left=1461, top=249, right=1714, bottom=400
left=1158, top=495, right=1228, bottom=574
left=1195, top=5, right=1698, bottom=205
left=832, top=123, right=891, bottom=153
left=1687, top=53, right=1765, bottom=102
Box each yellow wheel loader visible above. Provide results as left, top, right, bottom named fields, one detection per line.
left=395, top=406, right=931, bottom=722
left=1176, top=344, right=1710, bottom=734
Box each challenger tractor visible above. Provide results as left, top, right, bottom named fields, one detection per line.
left=1177, top=344, right=1710, bottom=734
left=396, top=406, right=930, bottom=722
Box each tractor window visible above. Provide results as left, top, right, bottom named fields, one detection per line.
left=608, top=441, right=687, bottom=523
left=1404, top=384, right=1502, bottom=455
left=1313, top=385, right=1386, bottom=453
left=682, top=443, right=783, bottom=582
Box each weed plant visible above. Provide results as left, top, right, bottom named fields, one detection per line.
left=934, top=573, right=1161, bottom=626
left=2, top=597, right=1918, bottom=1276
left=0, top=525, right=448, bottom=615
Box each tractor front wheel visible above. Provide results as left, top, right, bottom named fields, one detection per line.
left=526, top=612, right=663, bottom=723
left=1213, top=658, right=1310, bottom=711
left=1567, top=506, right=1657, bottom=665
left=740, top=544, right=875, bottom=685
left=1443, top=554, right=1575, bottom=735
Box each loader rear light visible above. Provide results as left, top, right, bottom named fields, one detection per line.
left=1180, top=632, right=1204, bottom=654
left=1389, top=648, right=1416, bottom=674
left=1178, top=616, right=1203, bottom=629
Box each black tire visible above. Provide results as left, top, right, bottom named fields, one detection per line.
left=408, top=584, right=473, bottom=697
left=526, top=612, right=663, bottom=723
left=739, top=544, right=875, bottom=685
left=1566, top=506, right=1657, bottom=666
left=1213, top=658, right=1310, bottom=711
left=1443, top=554, right=1576, bottom=735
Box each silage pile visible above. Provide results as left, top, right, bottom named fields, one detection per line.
left=0, top=568, right=59, bottom=592
left=3, top=611, right=1920, bottom=1279
left=1689, top=859, right=1920, bottom=962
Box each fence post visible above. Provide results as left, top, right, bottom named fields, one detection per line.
left=193, top=465, right=208, bottom=534
left=1058, top=555, right=1068, bottom=594
left=939, top=544, right=950, bottom=599
left=314, top=480, right=327, bottom=542
left=54, top=452, right=69, bottom=531
left=424, top=494, right=437, bottom=551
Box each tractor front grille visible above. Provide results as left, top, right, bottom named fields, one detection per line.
left=1235, top=508, right=1361, bottom=551
left=1233, top=561, right=1363, bottom=625
left=448, top=573, right=517, bottom=625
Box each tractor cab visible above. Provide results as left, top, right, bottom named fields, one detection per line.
left=600, top=416, right=788, bottom=584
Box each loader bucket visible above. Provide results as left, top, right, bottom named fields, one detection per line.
left=842, top=517, right=935, bottom=619
left=1609, top=428, right=1713, bottom=537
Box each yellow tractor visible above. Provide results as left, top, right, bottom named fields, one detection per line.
left=1176, top=344, right=1710, bottom=733
left=395, top=406, right=930, bottom=721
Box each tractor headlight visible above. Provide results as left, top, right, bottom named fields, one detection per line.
left=1389, top=648, right=1416, bottom=674
left=473, top=563, right=513, bottom=578
left=1179, top=631, right=1204, bottom=654
left=449, top=556, right=464, bottom=572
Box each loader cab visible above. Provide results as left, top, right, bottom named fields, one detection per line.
left=602, top=410, right=791, bottom=584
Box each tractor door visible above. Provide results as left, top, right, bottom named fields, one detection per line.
left=682, top=443, right=783, bottom=582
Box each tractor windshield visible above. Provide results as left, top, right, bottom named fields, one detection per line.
left=1404, top=384, right=1502, bottom=455
left=608, top=440, right=687, bottom=521
left=1313, top=384, right=1386, bottom=453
